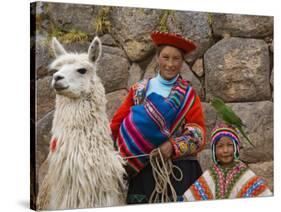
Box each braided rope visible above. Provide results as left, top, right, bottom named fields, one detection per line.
left=148, top=148, right=183, bottom=203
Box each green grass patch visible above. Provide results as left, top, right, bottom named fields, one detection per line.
left=94, top=7, right=112, bottom=35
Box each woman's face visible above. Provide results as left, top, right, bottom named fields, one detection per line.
left=215, top=137, right=234, bottom=166
left=157, top=46, right=184, bottom=80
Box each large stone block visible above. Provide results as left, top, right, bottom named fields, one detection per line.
left=97, top=46, right=130, bottom=93
left=36, top=76, right=56, bottom=120
left=205, top=37, right=271, bottom=102
left=47, top=2, right=97, bottom=34
left=201, top=102, right=217, bottom=147
left=36, top=110, right=54, bottom=172
left=167, top=11, right=214, bottom=63
left=110, top=7, right=161, bottom=61
left=228, top=101, right=273, bottom=163
left=35, top=33, right=52, bottom=79
left=212, top=14, right=273, bottom=38
left=192, top=58, right=204, bottom=77
left=106, top=89, right=128, bottom=120
left=127, top=63, right=144, bottom=90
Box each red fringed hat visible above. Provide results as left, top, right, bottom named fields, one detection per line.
left=150, top=31, right=197, bottom=54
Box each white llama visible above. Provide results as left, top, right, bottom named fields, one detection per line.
left=37, top=37, right=127, bottom=210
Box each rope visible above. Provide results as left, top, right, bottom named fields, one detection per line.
left=124, top=154, right=150, bottom=159
left=149, top=148, right=183, bottom=203
left=123, top=149, right=183, bottom=203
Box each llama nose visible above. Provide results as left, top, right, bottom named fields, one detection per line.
left=54, top=75, right=64, bottom=82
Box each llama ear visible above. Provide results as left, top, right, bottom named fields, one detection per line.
left=88, top=36, right=102, bottom=63
left=51, top=37, right=67, bottom=57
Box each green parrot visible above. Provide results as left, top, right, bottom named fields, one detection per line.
left=210, top=96, right=255, bottom=147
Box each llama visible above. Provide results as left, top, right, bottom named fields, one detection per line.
left=37, top=37, right=127, bottom=210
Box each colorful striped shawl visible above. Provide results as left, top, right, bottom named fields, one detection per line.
left=117, top=78, right=196, bottom=173
left=183, top=161, right=272, bottom=201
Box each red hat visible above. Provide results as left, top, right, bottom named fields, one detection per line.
left=150, top=31, right=197, bottom=54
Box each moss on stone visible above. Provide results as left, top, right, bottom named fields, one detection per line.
left=59, top=30, right=89, bottom=44
left=47, top=23, right=89, bottom=44
left=94, top=6, right=112, bottom=35
left=35, top=13, right=44, bottom=32
left=207, top=13, right=214, bottom=27
left=158, top=10, right=171, bottom=32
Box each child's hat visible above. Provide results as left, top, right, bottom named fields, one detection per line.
left=210, top=123, right=241, bottom=164
left=150, top=31, right=197, bottom=54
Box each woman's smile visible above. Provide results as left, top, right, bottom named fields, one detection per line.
left=157, top=46, right=183, bottom=80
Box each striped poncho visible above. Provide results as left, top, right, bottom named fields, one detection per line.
left=183, top=161, right=272, bottom=201
left=116, top=78, right=196, bottom=173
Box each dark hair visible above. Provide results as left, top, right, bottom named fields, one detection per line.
left=156, top=45, right=185, bottom=59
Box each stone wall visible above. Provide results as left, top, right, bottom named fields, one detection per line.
left=32, top=2, right=274, bottom=191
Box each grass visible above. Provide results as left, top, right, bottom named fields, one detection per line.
left=45, top=24, right=90, bottom=57
left=47, top=23, right=89, bottom=44
left=157, top=10, right=176, bottom=32
left=207, top=13, right=214, bottom=27
left=59, top=30, right=89, bottom=44
left=94, top=7, right=112, bottom=35
left=158, top=10, right=173, bottom=32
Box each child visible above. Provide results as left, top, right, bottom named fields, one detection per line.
left=183, top=123, right=272, bottom=201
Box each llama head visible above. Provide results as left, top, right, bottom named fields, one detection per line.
left=49, top=37, right=102, bottom=99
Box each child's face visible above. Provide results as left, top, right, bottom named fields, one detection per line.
left=215, top=137, right=234, bottom=166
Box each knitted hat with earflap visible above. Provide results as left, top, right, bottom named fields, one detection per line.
left=210, top=123, right=241, bottom=165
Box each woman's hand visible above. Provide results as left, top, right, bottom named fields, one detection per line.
left=159, top=141, right=174, bottom=160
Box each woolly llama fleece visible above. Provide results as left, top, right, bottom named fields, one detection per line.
left=37, top=37, right=127, bottom=210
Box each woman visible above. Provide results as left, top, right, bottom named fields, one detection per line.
left=110, top=31, right=206, bottom=204
left=183, top=124, right=272, bottom=201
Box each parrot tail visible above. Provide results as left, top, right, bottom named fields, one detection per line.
left=237, top=126, right=255, bottom=147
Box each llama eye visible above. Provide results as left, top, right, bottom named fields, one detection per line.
left=77, top=68, right=87, bottom=74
